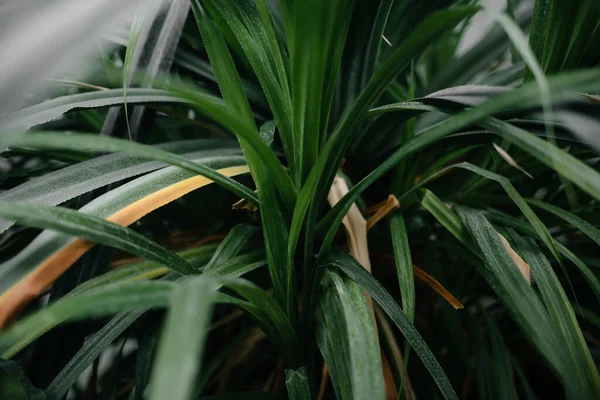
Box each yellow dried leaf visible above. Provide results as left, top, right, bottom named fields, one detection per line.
left=0, top=166, right=250, bottom=328
left=498, top=233, right=531, bottom=283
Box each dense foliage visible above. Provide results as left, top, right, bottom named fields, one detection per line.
left=1, top=0, right=600, bottom=399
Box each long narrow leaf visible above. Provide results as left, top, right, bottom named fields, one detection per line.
left=508, top=231, right=600, bottom=398
left=148, top=278, right=217, bottom=400
left=0, top=203, right=194, bottom=275
left=0, top=88, right=192, bottom=132
left=320, top=250, right=458, bottom=400
left=2, top=133, right=257, bottom=205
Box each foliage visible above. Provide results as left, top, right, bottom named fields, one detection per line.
left=1, top=0, right=600, bottom=399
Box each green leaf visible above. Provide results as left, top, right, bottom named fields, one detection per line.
left=45, top=311, right=145, bottom=400
left=318, top=70, right=600, bottom=249
left=0, top=281, right=174, bottom=357
left=155, top=84, right=297, bottom=212
left=191, top=1, right=254, bottom=128
left=421, top=145, right=480, bottom=181
left=0, top=88, right=192, bottom=132
left=454, top=162, right=561, bottom=264
left=148, top=278, right=217, bottom=400
left=2, top=248, right=264, bottom=359
left=316, top=290, right=353, bottom=400
left=480, top=117, right=600, bottom=202
left=556, top=244, right=600, bottom=305
left=123, top=10, right=146, bottom=141
left=203, top=224, right=260, bottom=274
left=424, top=8, right=531, bottom=93
left=286, top=0, right=355, bottom=184
left=0, top=202, right=195, bottom=275
left=289, top=6, right=478, bottom=282
left=389, top=213, right=414, bottom=394
left=221, top=279, right=300, bottom=366
left=320, top=250, right=458, bottom=400
left=527, top=0, right=600, bottom=80
left=485, top=316, right=515, bottom=400
left=0, top=153, right=244, bottom=295
left=527, top=198, right=600, bottom=246
left=317, top=269, right=385, bottom=400
left=390, top=214, right=415, bottom=323
left=508, top=230, right=600, bottom=398
left=66, top=246, right=216, bottom=297
left=339, top=0, right=396, bottom=104
left=2, top=133, right=258, bottom=206
left=203, top=251, right=267, bottom=280
left=454, top=207, right=598, bottom=397
left=285, top=368, right=312, bottom=400
left=259, top=120, right=276, bottom=147
left=484, top=209, right=600, bottom=305
left=0, top=140, right=243, bottom=234
left=201, top=0, right=294, bottom=177
left=191, top=1, right=293, bottom=317
left=419, top=189, right=475, bottom=250
left=254, top=0, right=290, bottom=97
left=487, top=8, right=550, bottom=102
left=485, top=7, right=578, bottom=207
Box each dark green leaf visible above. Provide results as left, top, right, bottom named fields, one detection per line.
left=527, top=198, right=600, bottom=246
left=508, top=230, right=600, bottom=398
left=45, top=311, right=145, bottom=400
left=0, top=202, right=195, bottom=275
left=204, top=224, right=260, bottom=274
left=0, top=281, right=174, bottom=357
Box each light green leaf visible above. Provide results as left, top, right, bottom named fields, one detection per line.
left=148, top=278, right=217, bottom=400
left=0, top=88, right=192, bottom=132
left=123, top=10, right=146, bottom=141
left=317, top=269, right=385, bottom=400
left=2, top=133, right=258, bottom=206
left=320, top=250, right=458, bottom=400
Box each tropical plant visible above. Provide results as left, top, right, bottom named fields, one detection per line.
left=1, top=0, right=600, bottom=399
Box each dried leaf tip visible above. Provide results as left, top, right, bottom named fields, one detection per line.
left=498, top=233, right=531, bottom=283
left=365, top=195, right=400, bottom=231
left=493, top=142, right=533, bottom=179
